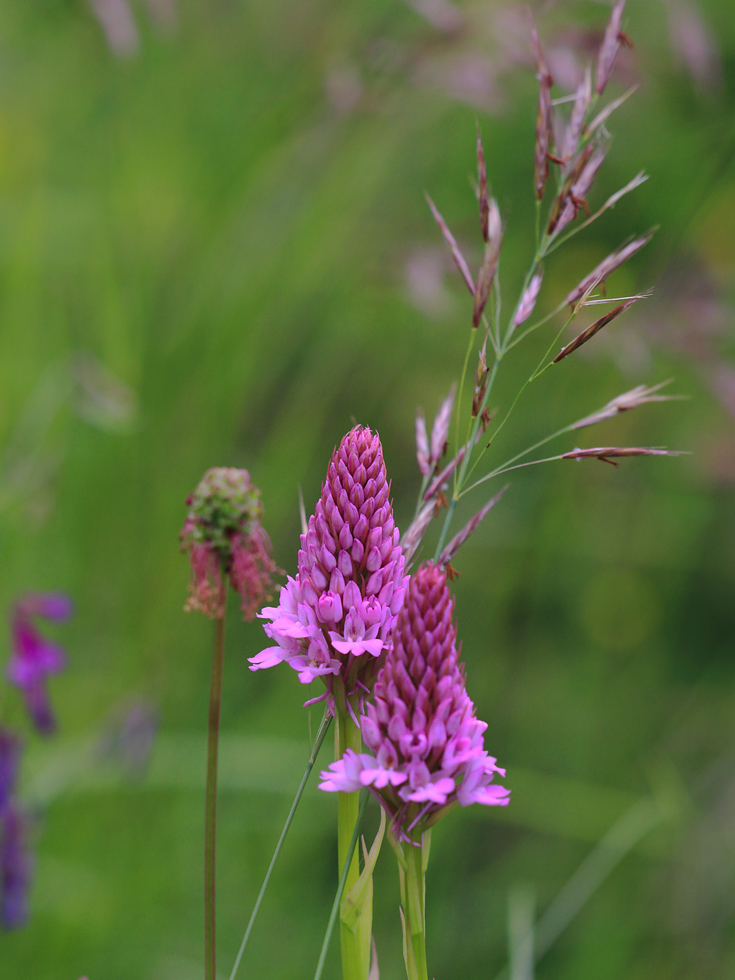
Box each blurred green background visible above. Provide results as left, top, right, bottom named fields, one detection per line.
left=1, top=0, right=734, bottom=977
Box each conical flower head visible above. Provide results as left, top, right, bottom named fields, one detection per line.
left=180, top=467, right=279, bottom=620
left=320, top=562, right=509, bottom=838
left=250, top=426, right=408, bottom=708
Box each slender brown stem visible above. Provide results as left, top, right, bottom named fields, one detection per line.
left=205, top=579, right=227, bottom=980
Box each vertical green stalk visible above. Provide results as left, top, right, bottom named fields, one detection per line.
left=399, top=835, right=429, bottom=980
left=314, top=791, right=370, bottom=980
left=205, top=580, right=227, bottom=980
left=335, top=700, right=367, bottom=980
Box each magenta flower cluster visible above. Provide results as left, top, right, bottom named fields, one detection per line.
left=0, top=791, right=30, bottom=930
left=8, top=593, right=72, bottom=736
left=2, top=592, right=72, bottom=929
left=319, top=562, right=509, bottom=837
left=250, top=426, right=408, bottom=707
left=0, top=733, right=24, bottom=929
left=0, top=732, right=20, bottom=811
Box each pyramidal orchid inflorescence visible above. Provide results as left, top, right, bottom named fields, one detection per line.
left=320, top=562, right=509, bottom=840
left=180, top=467, right=279, bottom=621
left=250, top=425, right=408, bottom=713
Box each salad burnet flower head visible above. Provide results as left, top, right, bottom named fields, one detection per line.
left=249, top=425, right=408, bottom=713
left=319, top=562, right=509, bottom=839
left=180, top=467, right=279, bottom=621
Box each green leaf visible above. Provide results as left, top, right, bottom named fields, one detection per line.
left=340, top=806, right=386, bottom=933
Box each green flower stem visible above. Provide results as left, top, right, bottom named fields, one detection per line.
left=204, top=581, right=227, bottom=980
left=399, top=835, right=430, bottom=980
left=336, top=702, right=367, bottom=980
left=314, top=790, right=370, bottom=980
left=228, top=709, right=333, bottom=980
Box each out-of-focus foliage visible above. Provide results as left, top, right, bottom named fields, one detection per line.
left=1, top=0, right=734, bottom=977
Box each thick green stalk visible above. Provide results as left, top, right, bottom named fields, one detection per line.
left=399, top=836, right=429, bottom=980
left=314, top=791, right=370, bottom=980
left=336, top=702, right=367, bottom=980
left=205, top=581, right=227, bottom=980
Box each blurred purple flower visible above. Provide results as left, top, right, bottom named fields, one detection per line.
left=100, top=701, right=159, bottom=779
left=0, top=731, right=21, bottom=811
left=89, top=0, right=139, bottom=58
left=665, top=0, right=721, bottom=90
left=250, top=426, right=408, bottom=711
left=7, top=594, right=72, bottom=736
left=320, top=562, right=509, bottom=839
left=0, top=802, right=31, bottom=929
